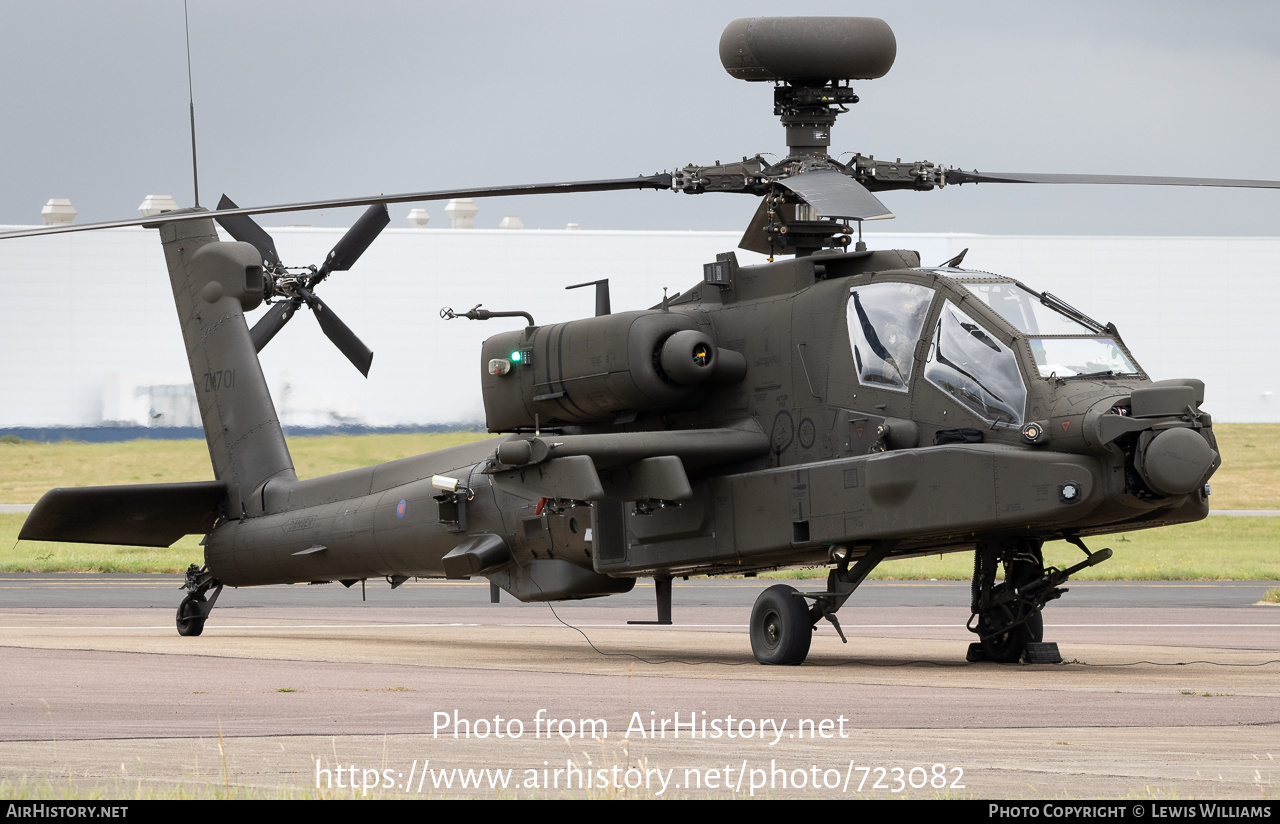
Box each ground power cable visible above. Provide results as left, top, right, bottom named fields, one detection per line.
left=534, top=580, right=1280, bottom=668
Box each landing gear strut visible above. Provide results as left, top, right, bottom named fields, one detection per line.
left=176, top=563, right=223, bottom=637
left=967, top=538, right=1112, bottom=663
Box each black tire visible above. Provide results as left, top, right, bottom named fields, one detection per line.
left=977, top=608, right=1042, bottom=663
left=979, top=617, right=1029, bottom=663
left=977, top=583, right=1029, bottom=663
left=1007, top=551, right=1046, bottom=644
left=750, top=585, right=813, bottom=665
left=176, top=596, right=206, bottom=637
left=1026, top=609, right=1044, bottom=643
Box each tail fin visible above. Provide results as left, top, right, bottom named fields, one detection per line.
left=158, top=215, right=297, bottom=517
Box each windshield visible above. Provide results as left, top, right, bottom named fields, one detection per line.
left=957, top=279, right=1141, bottom=379
left=925, top=301, right=1026, bottom=426
left=1030, top=337, right=1140, bottom=378
left=960, top=280, right=1100, bottom=335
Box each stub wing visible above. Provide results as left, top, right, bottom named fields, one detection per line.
left=485, top=422, right=770, bottom=502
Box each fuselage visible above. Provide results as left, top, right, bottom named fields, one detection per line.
left=201, top=248, right=1218, bottom=600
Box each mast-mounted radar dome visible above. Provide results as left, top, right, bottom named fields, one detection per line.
left=719, top=17, right=896, bottom=82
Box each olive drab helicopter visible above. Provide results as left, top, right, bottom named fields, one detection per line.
left=7, top=17, right=1269, bottom=666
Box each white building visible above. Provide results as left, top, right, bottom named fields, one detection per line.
left=0, top=224, right=1276, bottom=427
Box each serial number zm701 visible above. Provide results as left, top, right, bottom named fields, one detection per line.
left=201, top=369, right=236, bottom=392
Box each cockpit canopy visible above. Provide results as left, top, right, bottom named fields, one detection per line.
left=845, top=272, right=1143, bottom=428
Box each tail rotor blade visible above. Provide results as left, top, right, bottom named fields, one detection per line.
left=248, top=299, right=299, bottom=353
left=313, top=203, right=390, bottom=283
left=215, top=195, right=282, bottom=269
left=298, top=287, right=374, bottom=377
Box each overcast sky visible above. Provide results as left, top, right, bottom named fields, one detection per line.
left=2, top=1, right=1279, bottom=236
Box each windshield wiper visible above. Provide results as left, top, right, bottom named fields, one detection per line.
left=1040, top=292, right=1106, bottom=334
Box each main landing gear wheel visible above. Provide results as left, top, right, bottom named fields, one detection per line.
left=1026, top=610, right=1044, bottom=643
left=750, top=584, right=813, bottom=665
left=974, top=585, right=1034, bottom=663
left=969, top=540, right=1062, bottom=663
left=980, top=572, right=1049, bottom=663
left=176, top=595, right=206, bottom=637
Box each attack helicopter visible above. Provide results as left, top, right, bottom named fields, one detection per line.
left=9, top=17, right=1267, bottom=666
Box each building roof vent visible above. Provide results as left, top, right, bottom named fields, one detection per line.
left=41, top=199, right=76, bottom=226
left=137, top=195, right=179, bottom=217
left=497, top=216, right=524, bottom=230
left=444, top=198, right=478, bottom=229
left=406, top=208, right=431, bottom=228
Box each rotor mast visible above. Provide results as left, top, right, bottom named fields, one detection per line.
left=675, top=17, right=901, bottom=257
left=774, top=81, right=856, bottom=161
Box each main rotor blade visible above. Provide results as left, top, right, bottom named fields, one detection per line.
left=780, top=170, right=894, bottom=221
left=313, top=204, right=390, bottom=283
left=297, top=287, right=373, bottom=377
left=248, top=299, right=300, bottom=353
left=213, top=195, right=282, bottom=268
left=0, top=174, right=674, bottom=240
left=945, top=170, right=1280, bottom=189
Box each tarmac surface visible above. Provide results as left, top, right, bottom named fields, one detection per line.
left=1, top=575, right=1277, bottom=799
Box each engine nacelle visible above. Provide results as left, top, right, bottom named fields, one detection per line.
left=480, top=310, right=744, bottom=431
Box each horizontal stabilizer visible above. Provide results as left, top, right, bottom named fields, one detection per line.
left=19, top=481, right=227, bottom=548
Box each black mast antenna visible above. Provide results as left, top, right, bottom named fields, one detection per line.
left=184, top=0, right=200, bottom=208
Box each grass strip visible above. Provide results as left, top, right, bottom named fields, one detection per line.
left=0, top=427, right=1275, bottom=578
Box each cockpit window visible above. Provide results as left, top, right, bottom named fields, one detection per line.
left=957, top=280, right=1141, bottom=379
left=925, top=301, right=1027, bottom=426
left=959, top=281, right=1098, bottom=335
left=1030, top=338, right=1140, bottom=379
left=846, top=282, right=935, bottom=393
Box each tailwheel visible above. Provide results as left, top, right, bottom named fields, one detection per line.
left=176, top=563, right=222, bottom=638
left=750, top=584, right=814, bottom=665
left=176, top=595, right=206, bottom=637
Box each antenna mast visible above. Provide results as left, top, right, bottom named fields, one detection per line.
left=184, top=0, right=200, bottom=208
